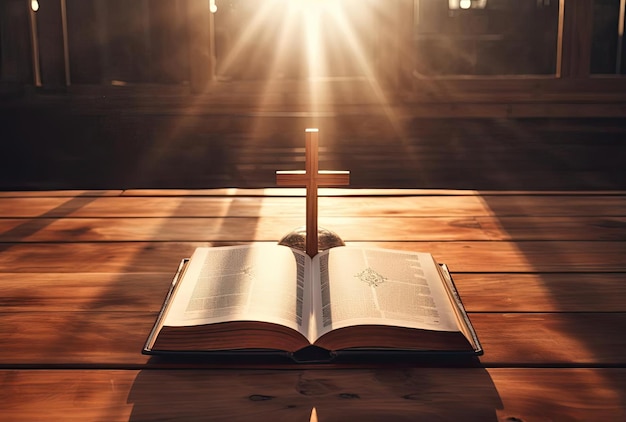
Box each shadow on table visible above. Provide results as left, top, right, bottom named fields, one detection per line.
left=127, top=363, right=501, bottom=421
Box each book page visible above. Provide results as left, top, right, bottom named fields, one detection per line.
left=312, top=247, right=460, bottom=340
left=163, top=244, right=310, bottom=336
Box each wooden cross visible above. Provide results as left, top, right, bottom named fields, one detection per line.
left=276, top=128, right=350, bottom=257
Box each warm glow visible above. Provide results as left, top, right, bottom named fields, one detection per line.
left=288, top=0, right=340, bottom=13
left=217, top=0, right=370, bottom=81
left=283, top=0, right=349, bottom=83
left=449, top=0, right=488, bottom=9
left=31, top=0, right=39, bottom=12
left=209, top=0, right=217, bottom=14
left=214, top=0, right=406, bottom=153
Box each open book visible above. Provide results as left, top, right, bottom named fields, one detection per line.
left=144, top=244, right=482, bottom=361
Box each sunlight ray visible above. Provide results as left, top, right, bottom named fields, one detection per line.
left=303, top=3, right=331, bottom=110
left=325, top=2, right=409, bottom=146
left=260, top=6, right=301, bottom=81
left=216, top=1, right=278, bottom=78
left=221, top=0, right=414, bottom=167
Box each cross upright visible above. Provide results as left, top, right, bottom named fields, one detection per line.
left=276, top=128, right=350, bottom=257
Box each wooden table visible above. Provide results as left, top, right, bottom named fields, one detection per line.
left=1, top=188, right=625, bottom=421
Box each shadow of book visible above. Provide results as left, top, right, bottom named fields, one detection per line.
left=128, top=365, right=501, bottom=421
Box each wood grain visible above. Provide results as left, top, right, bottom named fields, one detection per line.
left=0, top=272, right=172, bottom=312
left=472, top=313, right=626, bottom=365
left=1, top=312, right=625, bottom=366
left=119, top=189, right=626, bottom=197
left=1, top=189, right=625, bottom=421
left=1, top=241, right=624, bottom=273
left=0, top=369, right=624, bottom=421
left=0, top=190, right=123, bottom=198
left=1, top=215, right=624, bottom=242
left=2, top=194, right=625, bottom=218
left=453, top=273, right=626, bottom=312
left=0, top=216, right=493, bottom=242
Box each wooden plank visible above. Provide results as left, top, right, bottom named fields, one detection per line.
left=1, top=312, right=625, bottom=366
left=1, top=196, right=486, bottom=218
left=0, top=197, right=94, bottom=217
left=0, top=273, right=171, bottom=312
left=0, top=190, right=123, bottom=198
left=2, top=272, right=625, bottom=314
left=0, top=242, right=212, bottom=273
left=121, top=188, right=481, bottom=197
left=374, top=241, right=626, bottom=273
left=0, top=311, right=155, bottom=365
left=1, top=241, right=624, bottom=273
left=454, top=273, right=626, bottom=312
left=0, top=189, right=439, bottom=198
left=120, top=189, right=626, bottom=197
left=475, top=195, right=626, bottom=217
left=0, top=215, right=624, bottom=242
left=477, top=216, right=626, bottom=241
left=473, top=313, right=626, bottom=365
left=489, top=368, right=626, bottom=421
left=0, top=216, right=493, bottom=242
left=2, top=195, right=625, bottom=218
left=1, top=368, right=624, bottom=421
left=0, top=195, right=128, bottom=218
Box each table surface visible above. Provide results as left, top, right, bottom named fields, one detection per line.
left=1, top=188, right=625, bottom=421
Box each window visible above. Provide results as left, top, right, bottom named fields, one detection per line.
left=591, top=0, right=626, bottom=74
left=413, top=0, right=559, bottom=76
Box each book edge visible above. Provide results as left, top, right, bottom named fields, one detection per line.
left=143, top=258, right=190, bottom=355
left=143, top=250, right=483, bottom=359
left=439, top=263, right=483, bottom=356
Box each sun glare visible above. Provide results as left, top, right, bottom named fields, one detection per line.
left=287, top=0, right=344, bottom=70
left=449, top=0, right=488, bottom=9
left=215, top=0, right=407, bottom=151
left=217, top=0, right=370, bottom=81
left=288, top=0, right=341, bottom=13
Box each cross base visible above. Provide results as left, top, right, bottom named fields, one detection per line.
left=278, top=226, right=345, bottom=254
